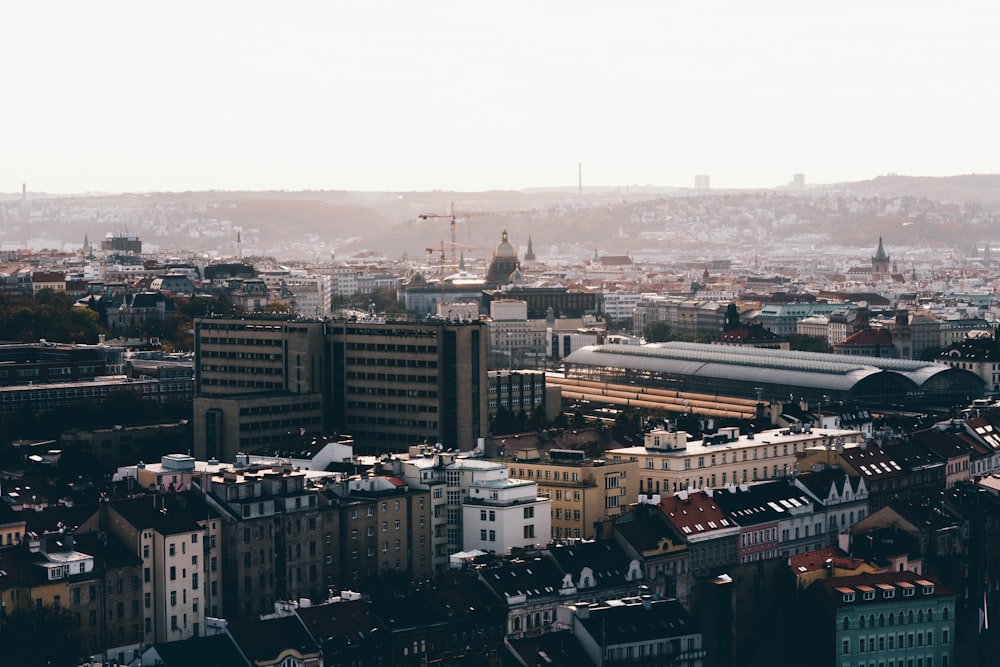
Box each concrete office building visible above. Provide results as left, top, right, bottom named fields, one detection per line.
left=194, top=316, right=488, bottom=461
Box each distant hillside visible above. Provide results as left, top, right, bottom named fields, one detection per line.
left=834, top=174, right=1000, bottom=204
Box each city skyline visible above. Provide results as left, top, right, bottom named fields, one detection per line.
left=3, top=1, right=999, bottom=194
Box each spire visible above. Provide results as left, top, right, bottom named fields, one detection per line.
left=525, top=235, right=535, bottom=261
left=459, top=250, right=466, bottom=271
left=873, top=236, right=888, bottom=262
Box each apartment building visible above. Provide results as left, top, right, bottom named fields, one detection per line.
left=503, top=448, right=636, bottom=540
left=608, top=425, right=864, bottom=496
left=79, top=493, right=223, bottom=644
left=200, top=465, right=327, bottom=619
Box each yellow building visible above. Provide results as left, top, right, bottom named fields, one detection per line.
left=608, top=425, right=864, bottom=496
left=500, top=448, right=637, bottom=540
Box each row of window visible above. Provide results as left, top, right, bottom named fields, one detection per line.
left=845, top=608, right=949, bottom=630
left=845, top=629, right=949, bottom=654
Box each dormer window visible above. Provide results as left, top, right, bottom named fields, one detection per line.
left=903, top=587, right=915, bottom=597
left=843, top=592, right=855, bottom=603
left=923, top=585, right=934, bottom=595
left=883, top=589, right=894, bottom=599
left=863, top=591, right=875, bottom=601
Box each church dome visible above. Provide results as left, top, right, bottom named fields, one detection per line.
left=493, top=229, right=517, bottom=259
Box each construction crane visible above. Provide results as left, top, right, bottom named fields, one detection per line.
left=417, top=202, right=536, bottom=269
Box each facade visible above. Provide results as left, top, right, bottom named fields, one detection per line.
left=0, top=342, right=110, bottom=386
left=503, top=449, right=636, bottom=540
left=452, top=459, right=550, bottom=553
left=194, top=316, right=491, bottom=459
left=31, top=270, right=67, bottom=294
left=488, top=370, right=549, bottom=420
left=803, top=572, right=956, bottom=667
left=462, top=476, right=552, bottom=553
left=556, top=597, right=705, bottom=667
left=284, top=275, right=333, bottom=318
left=79, top=493, right=223, bottom=645
left=193, top=317, right=325, bottom=461
left=201, top=465, right=329, bottom=619
left=327, top=319, right=488, bottom=451
left=608, top=425, right=865, bottom=496
left=61, top=421, right=194, bottom=471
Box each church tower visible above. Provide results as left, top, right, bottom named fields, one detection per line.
left=871, top=237, right=891, bottom=281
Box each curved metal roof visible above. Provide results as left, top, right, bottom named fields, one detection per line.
left=562, top=342, right=966, bottom=393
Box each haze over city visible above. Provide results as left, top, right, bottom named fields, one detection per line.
left=4, top=0, right=1000, bottom=194
left=4, top=3, right=1000, bottom=667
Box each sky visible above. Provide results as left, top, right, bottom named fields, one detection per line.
left=3, top=1, right=999, bottom=194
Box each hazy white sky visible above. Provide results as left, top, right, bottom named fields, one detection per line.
left=3, top=1, right=998, bottom=193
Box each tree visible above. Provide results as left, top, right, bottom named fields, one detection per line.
left=643, top=321, right=672, bottom=342
left=787, top=333, right=831, bottom=353
left=0, top=604, right=78, bottom=666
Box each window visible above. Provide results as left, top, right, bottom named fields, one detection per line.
left=524, top=525, right=535, bottom=539
left=524, top=506, right=534, bottom=519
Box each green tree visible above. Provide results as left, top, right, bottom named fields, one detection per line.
left=787, top=333, right=831, bottom=353
left=0, top=604, right=78, bottom=666
left=643, top=321, right=672, bottom=342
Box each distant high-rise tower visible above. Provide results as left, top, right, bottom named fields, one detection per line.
left=791, top=173, right=806, bottom=190
left=695, top=175, right=710, bottom=190
left=236, top=228, right=243, bottom=259
left=21, top=183, right=26, bottom=205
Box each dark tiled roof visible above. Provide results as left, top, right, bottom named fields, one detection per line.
left=713, top=480, right=814, bottom=527
left=479, top=555, right=566, bottom=602
left=580, top=598, right=698, bottom=644
left=151, top=634, right=247, bottom=667
left=506, top=630, right=596, bottom=667
left=548, top=540, right=633, bottom=586
left=229, top=615, right=320, bottom=663
left=109, top=492, right=215, bottom=535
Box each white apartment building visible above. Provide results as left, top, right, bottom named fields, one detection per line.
left=397, top=450, right=549, bottom=562
left=462, top=476, right=552, bottom=553
left=601, top=292, right=644, bottom=328
left=285, top=274, right=334, bottom=318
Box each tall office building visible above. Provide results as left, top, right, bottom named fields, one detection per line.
left=193, top=316, right=488, bottom=461
left=194, top=317, right=326, bottom=462
left=326, top=319, right=488, bottom=452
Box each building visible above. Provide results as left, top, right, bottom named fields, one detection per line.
left=194, top=315, right=490, bottom=459
left=608, top=425, right=865, bottom=496
left=555, top=597, right=705, bottom=667
left=449, top=458, right=550, bottom=554
left=199, top=464, right=328, bottom=619
left=193, top=317, right=326, bottom=462
left=326, top=318, right=488, bottom=452
left=0, top=342, right=111, bottom=386
left=61, top=421, right=194, bottom=472
left=488, top=370, right=553, bottom=421
left=564, top=341, right=985, bottom=408
left=31, top=270, right=66, bottom=295
left=283, top=274, right=333, bottom=319
left=502, top=448, right=636, bottom=540
left=78, top=493, right=223, bottom=644
left=801, top=572, right=956, bottom=667
left=102, top=232, right=142, bottom=254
